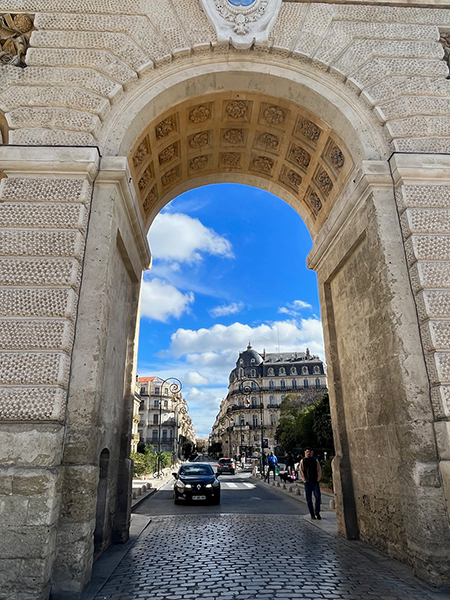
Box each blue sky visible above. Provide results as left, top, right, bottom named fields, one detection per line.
left=137, top=183, right=324, bottom=438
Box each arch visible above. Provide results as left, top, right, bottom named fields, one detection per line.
left=100, top=61, right=388, bottom=240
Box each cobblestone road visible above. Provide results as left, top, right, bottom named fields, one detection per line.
left=93, top=514, right=450, bottom=600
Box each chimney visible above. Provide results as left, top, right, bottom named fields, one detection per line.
left=306, top=348, right=310, bottom=358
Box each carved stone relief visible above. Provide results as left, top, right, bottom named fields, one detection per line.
left=287, top=143, right=311, bottom=171
left=223, top=128, right=245, bottom=145
left=200, top=0, right=282, bottom=49
left=220, top=152, right=241, bottom=167
left=189, top=155, right=210, bottom=171
left=440, top=31, right=450, bottom=78
left=250, top=155, right=274, bottom=175
left=128, top=92, right=352, bottom=227
left=189, top=104, right=211, bottom=124
left=189, top=131, right=210, bottom=149
left=155, top=116, right=177, bottom=140
left=0, top=13, right=34, bottom=67
left=132, top=139, right=150, bottom=169
left=158, top=142, right=179, bottom=165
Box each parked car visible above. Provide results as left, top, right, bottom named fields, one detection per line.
left=217, top=457, right=235, bottom=475
left=173, top=462, right=221, bottom=504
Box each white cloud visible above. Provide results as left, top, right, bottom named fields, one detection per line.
left=148, top=212, right=233, bottom=263
left=140, top=278, right=194, bottom=322
left=169, top=319, right=324, bottom=361
left=278, top=299, right=312, bottom=316
left=209, top=301, right=244, bottom=318
left=185, top=371, right=209, bottom=386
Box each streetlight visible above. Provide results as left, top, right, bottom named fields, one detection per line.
left=239, top=378, right=264, bottom=477
left=158, top=377, right=182, bottom=476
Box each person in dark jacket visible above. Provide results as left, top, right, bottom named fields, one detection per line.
left=299, top=448, right=322, bottom=519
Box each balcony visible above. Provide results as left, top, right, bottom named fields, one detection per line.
left=227, top=404, right=264, bottom=413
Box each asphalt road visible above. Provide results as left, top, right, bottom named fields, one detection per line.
left=133, top=470, right=310, bottom=516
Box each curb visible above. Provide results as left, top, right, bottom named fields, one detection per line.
left=250, top=474, right=335, bottom=511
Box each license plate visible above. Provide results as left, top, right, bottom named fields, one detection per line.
left=192, top=495, right=206, bottom=500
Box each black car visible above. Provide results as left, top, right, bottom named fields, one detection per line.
left=217, top=457, right=235, bottom=475
left=173, top=462, right=221, bottom=504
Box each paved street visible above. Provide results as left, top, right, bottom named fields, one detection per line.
left=90, top=471, right=450, bottom=600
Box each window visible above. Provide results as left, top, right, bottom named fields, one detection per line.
left=315, top=378, right=321, bottom=388
left=281, top=395, right=285, bottom=402
left=314, top=366, right=320, bottom=374
left=169, top=430, right=173, bottom=439
left=279, top=367, right=286, bottom=375
left=240, top=359, right=244, bottom=365
left=152, top=430, right=158, bottom=440
left=269, top=395, right=275, bottom=405
left=251, top=381, right=257, bottom=390
left=302, top=366, right=308, bottom=375
left=268, top=367, right=274, bottom=376
left=251, top=396, right=258, bottom=407
left=292, top=379, right=297, bottom=389
left=251, top=358, right=255, bottom=363
left=240, top=417, right=245, bottom=426
left=290, top=367, right=297, bottom=375
left=164, top=400, right=168, bottom=409
left=153, top=399, right=159, bottom=408
left=153, top=414, right=158, bottom=424
left=164, top=388, right=169, bottom=395
left=252, top=415, right=258, bottom=427
left=304, top=379, right=309, bottom=388
left=269, top=380, right=274, bottom=390
left=162, top=430, right=167, bottom=441
left=251, top=369, right=256, bottom=377
left=140, top=386, right=146, bottom=395
left=270, top=414, right=277, bottom=425
left=239, top=368, right=244, bottom=377
left=280, top=380, right=286, bottom=389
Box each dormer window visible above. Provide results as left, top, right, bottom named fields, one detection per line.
left=290, top=367, right=297, bottom=375
left=313, top=366, right=320, bottom=374
left=251, top=358, right=255, bottom=363
left=268, top=367, right=274, bottom=376
left=240, top=359, right=244, bottom=365
left=251, top=369, right=256, bottom=377
left=302, top=366, right=308, bottom=375
left=279, top=367, right=286, bottom=376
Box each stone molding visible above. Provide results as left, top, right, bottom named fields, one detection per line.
left=95, top=156, right=151, bottom=273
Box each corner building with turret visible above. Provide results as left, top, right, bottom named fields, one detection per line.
left=211, top=345, right=327, bottom=458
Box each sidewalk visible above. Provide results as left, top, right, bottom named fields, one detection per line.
left=131, top=468, right=174, bottom=508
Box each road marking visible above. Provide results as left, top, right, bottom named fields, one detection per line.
left=243, top=483, right=255, bottom=488
left=226, top=482, right=238, bottom=488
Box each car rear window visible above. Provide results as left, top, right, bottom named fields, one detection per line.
left=219, top=458, right=232, bottom=464
left=180, top=465, right=214, bottom=476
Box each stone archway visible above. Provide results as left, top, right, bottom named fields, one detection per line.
left=1, top=2, right=450, bottom=598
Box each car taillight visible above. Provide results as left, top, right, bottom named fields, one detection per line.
left=231, top=463, right=234, bottom=467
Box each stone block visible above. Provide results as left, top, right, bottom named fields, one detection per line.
left=10, top=129, right=96, bottom=147
left=0, top=525, right=56, bottom=560
left=0, top=387, right=66, bottom=422
left=59, top=465, right=99, bottom=523
left=434, top=421, right=450, bottom=459
left=439, top=460, right=450, bottom=515
left=0, top=425, right=64, bottom=466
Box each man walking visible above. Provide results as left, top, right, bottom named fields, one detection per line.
left=266, top=451, right=278, bottom=482
left=300, top=448, right=322, bottom=519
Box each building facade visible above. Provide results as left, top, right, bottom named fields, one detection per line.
left=138, top=377, right=195, bottom=457
left=210, top=345, right=327, bottom=458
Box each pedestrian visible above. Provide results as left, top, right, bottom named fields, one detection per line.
left=266, top=451, right=278, bottom=482
left=241, top=454, right=245, bottom=470
left=287, top=452, right=295, bottom=476
left=299, top=448, right=322, bottom=520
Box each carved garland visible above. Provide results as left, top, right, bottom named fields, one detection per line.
left=214, top=0, right=268, bottom=35
left=0, top=13, right=34, bottom=67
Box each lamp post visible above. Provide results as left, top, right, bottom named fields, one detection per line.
left=158, top=377, right=182, bottom=476
left=239, top=378, right=264, bottom=477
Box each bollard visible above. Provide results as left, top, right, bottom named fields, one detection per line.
left=295, top=487, right=301, bottom=496
left=329, top=498, right=336, bottom=509
left=132, top=490, right=137, bottom=499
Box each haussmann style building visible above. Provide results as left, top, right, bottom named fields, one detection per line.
left=210, top=344, right=327, bottom=458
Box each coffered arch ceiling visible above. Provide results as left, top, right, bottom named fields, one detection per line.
left=128, top=92, right=354, bottom=236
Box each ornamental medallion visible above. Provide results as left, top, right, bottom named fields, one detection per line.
left=200, top=0, right=282, bottom=49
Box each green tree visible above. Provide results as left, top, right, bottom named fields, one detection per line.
left=312, top=393, right=334, bottom=448
left=276, top=393, right=334, bottom=452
